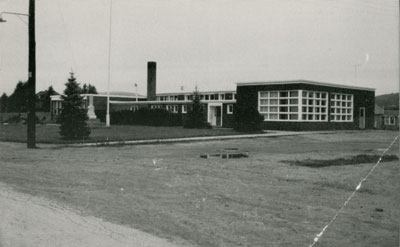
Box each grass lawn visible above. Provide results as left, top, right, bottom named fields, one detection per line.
left=0, top=123, right=243, bottom=144
left=0, top=130, right=398, bottom=246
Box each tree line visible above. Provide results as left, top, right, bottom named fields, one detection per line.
left=0, top=81, right=97, bottom=113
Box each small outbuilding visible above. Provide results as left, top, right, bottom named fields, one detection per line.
left=236, top=80, right=375, bottom=130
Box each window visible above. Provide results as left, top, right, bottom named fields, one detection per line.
left=385, top=116, right=396, bottom=125
left=330, top=93, right=353, bottom=122
left=130, top=106, right=139, bottom=111
left=259, top=90, right=300, bottom=121
left=227, top=104, right=233, bottom=114
left=259, top=90, right=328, bottom=122
left=182, top=105, right=187, bottom=114
left=301, top=90, right=328, bottom=121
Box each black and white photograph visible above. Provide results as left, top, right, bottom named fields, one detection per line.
left=0, top=0, right=398, bottom=246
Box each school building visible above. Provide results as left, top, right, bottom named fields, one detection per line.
left=50, top=62, right=375, bottom=130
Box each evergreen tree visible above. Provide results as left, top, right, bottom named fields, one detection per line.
left=88, top=84, right=98, bottom=94
left=81, top=83, right=98, bottom=94
left=184, top=88, right=210, bottom=128
left=59, top=72, right=90, bottom=139
left=40, top=86, right=58, bottom=112
left=0, top=93, right=8, bottom=113
left=8, top=81, right=29, bottom=112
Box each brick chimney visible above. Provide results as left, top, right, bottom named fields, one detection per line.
left=147, top=61, right=156, bottom=101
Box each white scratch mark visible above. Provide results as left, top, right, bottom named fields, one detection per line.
left=308, top=135, right=398, bottom=247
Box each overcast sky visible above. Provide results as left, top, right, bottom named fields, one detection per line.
left=0, top=0, right=398, bottom=96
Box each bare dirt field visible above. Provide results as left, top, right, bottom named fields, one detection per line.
left=0, top=130, right=398, bottom=246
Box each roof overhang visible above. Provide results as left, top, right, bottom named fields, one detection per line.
left=236, top=80, right=375, bottom=92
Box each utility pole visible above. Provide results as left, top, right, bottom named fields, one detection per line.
left=27, top=0, right=36, bottom=148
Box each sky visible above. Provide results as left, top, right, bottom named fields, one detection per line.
left=0, top=0, right=398, bottom=96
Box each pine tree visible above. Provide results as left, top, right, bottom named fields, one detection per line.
left=59, top=72, right=90, bottom=139
left=81, top=83, right=98, bottom=94
left=184, top=88, right=210, bottom=128
left=0, top=93, right=8, bottom=113
left=39, top=86, right=57, bottom=112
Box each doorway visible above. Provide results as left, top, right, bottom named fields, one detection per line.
left=208, top=103, right=223, bottom=127
left=359, top=107, right=366, bottom=129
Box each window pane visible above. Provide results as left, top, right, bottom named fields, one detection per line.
left=280, top=92, right=288, bottom=97
left=302, top=114, right=307, bottom=120
left=269, top=114, right=278, bottom=119
left=280, top=99, right=288, bottom=105
left=290, top=106, right=298, bottom=112
left=280, top=107, right=288, bottom=112
left=321, top=93, right=326, bottom=98
left=260, top=106, right=268, bottom=112
left=279, top=114, right=288, bottom=120
left=308, top=100, right=314, bottom=105
left=260, top=99, right=268, bottom=105
left=290, top=91, right=298, bottom=97
left=270, top=92, right=278, bottom=97
left=321, top=115, right=326, bottom=120
left=308, top=115, right=313, bottom=120
left=316, top=93, right=320, bottom=98
left=290, top=99, right=298, bottom=104
left=270, top=106, right=278, bottom=112
left=309, top=92, right=314, bottom=97
left=302, top=99, right=307, bottom=105
left=260, top=92, right=268, bottom=98
left=302, top=107, right=307, bottom=112
left=270, top=99, right=278, bottom=105
left=290, top=114, right=298, bottom=120
left=302, top=91, right=307, bottom=97
left=308, top=107, right=313, bottom=113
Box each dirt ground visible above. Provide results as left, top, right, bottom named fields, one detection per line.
left=0, top=183, right=189, bottom=247
left=0, top=130, right=398, bottom=246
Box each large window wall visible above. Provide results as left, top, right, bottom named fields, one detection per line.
left=259, top=90, right=349, bottom=122
left=330, top=93, right=353, bottom=122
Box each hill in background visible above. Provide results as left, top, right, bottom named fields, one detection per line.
left=375, top=93, right=399, bottom=109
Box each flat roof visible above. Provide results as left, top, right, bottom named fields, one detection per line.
left=236, top=80, right=375, bottom=91
left=156, top=90, right=236, bottom=96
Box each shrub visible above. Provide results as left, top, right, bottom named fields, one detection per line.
left=233, top=105, right=264, bottom=132
left=110, top=108, right=183, bottom=126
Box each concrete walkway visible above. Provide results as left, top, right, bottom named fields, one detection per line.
left=64, top=130, right=359, bottom=148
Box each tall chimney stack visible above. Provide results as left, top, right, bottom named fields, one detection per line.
left=147, top=61, right=156, bottom=101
